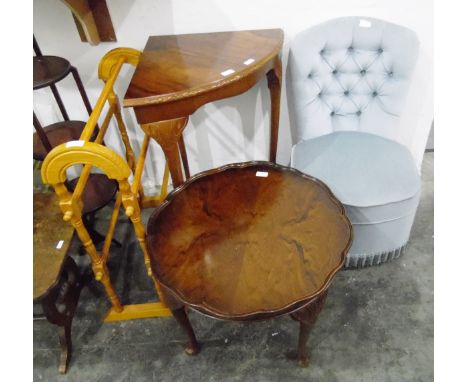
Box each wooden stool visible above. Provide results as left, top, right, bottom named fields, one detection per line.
left=33, top=36, right=94, bottom=161
left=33, top=193, right=84, bottom=374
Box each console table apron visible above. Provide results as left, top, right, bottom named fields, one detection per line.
left=123, top=29, right=284, bottom=188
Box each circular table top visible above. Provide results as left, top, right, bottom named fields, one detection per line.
left=147, top=162, right=352, bottom=320
left=33, top=56, right=71, bottom=89
left=33, top=193, right=75, bottom=300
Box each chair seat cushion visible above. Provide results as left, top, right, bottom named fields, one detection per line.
left=291, top=131, right=420, bottom=209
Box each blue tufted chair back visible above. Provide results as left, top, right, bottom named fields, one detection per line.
left=288, top=17, right=419, bottom=143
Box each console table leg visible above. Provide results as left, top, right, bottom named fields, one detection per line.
left=140, top=117, right=189, bottom=188
left=171, top=307, right=200, bottom=355
left=178, top=136, right=191, bottom=179
left=266, top=57, right=282, bottom=163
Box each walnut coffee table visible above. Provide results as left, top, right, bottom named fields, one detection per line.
left=146, top=162, right=352, bottom=367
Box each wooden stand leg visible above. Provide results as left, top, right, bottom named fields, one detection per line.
left=40, top=257, right=83, bottom=374
left=290, top=290, right=328, bottom=368
left=58, top=323, right=72, bottom=374
left=71, top=66, right=93, bottom=116
left=171, top=307, right=200, bottom=355
left=266, top=57, right=282, bottom=163
left=50, top=83, right=70, bottom=121
left=69, top=215, right=123, bottom=312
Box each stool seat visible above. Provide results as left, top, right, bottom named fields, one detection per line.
left=33, top=120, right=86, bottom=161
left=33, top=56, right=71, bottom=89
left=67, top=174, right=118, bottom=215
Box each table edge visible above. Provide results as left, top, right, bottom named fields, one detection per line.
left=123, top=30, right=284, bottom=108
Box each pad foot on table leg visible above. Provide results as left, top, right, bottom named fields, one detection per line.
left=289, top=290, right=329, bottom=368
left=171, top=306, right=200, bottom=355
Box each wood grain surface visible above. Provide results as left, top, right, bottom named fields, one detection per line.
left=33, top=193, right=75, bottom=300
left=147, top=162, right=352, bottom=320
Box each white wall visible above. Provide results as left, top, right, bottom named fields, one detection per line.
left=33, top=0, right=433, bottom=189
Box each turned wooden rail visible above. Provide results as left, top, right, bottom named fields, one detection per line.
left=41, top=48, right=172, bottom=321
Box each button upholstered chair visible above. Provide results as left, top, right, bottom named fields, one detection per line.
left=288, top=17, right=425, bottom=267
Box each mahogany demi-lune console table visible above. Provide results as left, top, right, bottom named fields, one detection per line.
left=123, top=29, right=284, bottom=187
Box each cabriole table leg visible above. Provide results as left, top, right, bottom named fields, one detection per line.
left=266, top=56, right=282, bottom=163
left=140, top=117, right=189, bottom=188
left=290, top=290, right=328, bottom=367
left=171, top=307, right=200, bottom=355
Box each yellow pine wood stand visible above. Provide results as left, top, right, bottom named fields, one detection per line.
left=42, top=48, right=175, bottom=321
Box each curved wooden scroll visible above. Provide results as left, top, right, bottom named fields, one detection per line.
left=99, top=48, right=141, bottom=81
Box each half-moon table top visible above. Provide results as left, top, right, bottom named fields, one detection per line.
left=123, top=29, right=284, bottom=108
left=147, top=162, right=352, bottom=320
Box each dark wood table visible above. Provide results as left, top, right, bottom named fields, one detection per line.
left=33, top=193, right=83, bottom=374
left=124, top=29, right=284, bottom=188
left=146, top=162, right=353, bottom=366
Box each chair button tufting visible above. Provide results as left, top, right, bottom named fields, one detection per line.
left=308, top=72, right=313, bottom=79
left=348, top=46, right=354, bottom=52
left=378, top=47, right=383, bottom=54
left=356, top=110, right=362, bottom=116
left=318, top=91, right=322, bottom=97
left=320, top=48, right=325, bottom=55
left=330, top=111, right=335, bottom=116
left=332, top=69, right=338, bottom=75
left=360, top=69, right=367, bottom=75
left=344, top=90, right=349, bottom=96
left=372, top=91, right=378, bottom=97
left=388, top=71, right=394, bottom=77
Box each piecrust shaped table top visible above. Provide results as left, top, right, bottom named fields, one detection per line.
left=147, top=162, right=352, bottom=320
left=33, top=193, right=75, bottom=300
left=123, top=29, right=283, bottom=107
